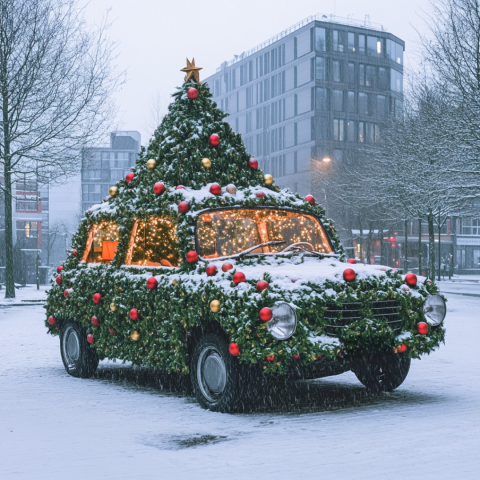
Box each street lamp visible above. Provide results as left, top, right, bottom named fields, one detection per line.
left=323, top=157, right=331, bottom=162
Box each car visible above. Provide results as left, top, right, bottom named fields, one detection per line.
left=45, top=78, right=447, bottom=413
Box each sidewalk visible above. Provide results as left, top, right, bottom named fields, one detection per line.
left=0, top=285, right=49, bottom=306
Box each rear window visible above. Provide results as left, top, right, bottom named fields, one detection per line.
left=84, top=222, right=119, bottom=264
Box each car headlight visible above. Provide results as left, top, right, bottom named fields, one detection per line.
left=267, top=303, right=297, bottom=340
left=423, top=295, right=446, bottom=326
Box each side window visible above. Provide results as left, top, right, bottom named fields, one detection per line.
left=84, top=222, right=119, bottom=264
left=127, top=217, right=179, bottom=267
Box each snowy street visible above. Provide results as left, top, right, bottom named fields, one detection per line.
left=1, top=292, right=479, bottom=480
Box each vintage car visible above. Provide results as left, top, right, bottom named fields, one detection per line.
left=45, top=79, right=447, bottom=413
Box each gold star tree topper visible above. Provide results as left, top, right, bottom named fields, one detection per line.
left=181, top=58, right=202, bottom=83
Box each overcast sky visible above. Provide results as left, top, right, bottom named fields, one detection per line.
left=83, top=0, right=432, bottom=145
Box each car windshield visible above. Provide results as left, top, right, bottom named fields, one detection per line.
left=196, top=208, right=332, bottom=258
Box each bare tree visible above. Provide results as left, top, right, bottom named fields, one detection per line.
left=144, top=88, right=168, bottom=139
left=0, top=0, right=123, bottom=298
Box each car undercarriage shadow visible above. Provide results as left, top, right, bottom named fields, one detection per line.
left=93, top=362, right=440, bottom=414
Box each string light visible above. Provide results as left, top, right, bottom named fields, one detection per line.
left=197, top=209, right=332, bottom=258
left=86, top=222, right=119, bottom=264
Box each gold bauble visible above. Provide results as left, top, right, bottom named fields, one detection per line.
left=146, top=159, right=156, bottom=170
left=110, top=303, right=116, bottom=311
left=109, top=186, right=118, bottom=196
left=264, top=174, right=273, bottom=185
left=202, top=158, right=212, bottom=168
left=226, top=184, right=237, bottom=195
left=130, top=330, right=140, bottom=341
left=172, top=279, right=178, bottom=286
left=210, top=300, right=220, bottom=313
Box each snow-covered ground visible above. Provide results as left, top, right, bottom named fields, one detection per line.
left=0, top=293, right=479, bottom=479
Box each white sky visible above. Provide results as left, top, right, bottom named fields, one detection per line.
left=83, top=0, right=432, bottom=145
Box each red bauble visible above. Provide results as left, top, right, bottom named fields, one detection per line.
left=229, top=342, right=241, bottom=356
left=176, top=185, right=185, bottom=190
left=91, top=316, right=99, bottom=326
left=210, top=183, right=222, bottom=195
left=126, top=172, right=134, bottom=183
left=343, top=268, right=356, bottom=282
left=222, top=263, right=233, bottom=272
left=93, top=293, right=101, bottom=304
left=109, top=329, right=115, bottom=335
left=417, top=322, right=429, bottom=335
left=87, top=334, right=94, bottom=344
left=347, top=258, right=356, bottom=264
left=266, top=356, right=275, bottom=362
left=72, top=249, right=77, bottom=257
left=186, top=251, right=199, bottom=263
left=248, top=158, right=258, bottom=169
left=56, top=265, right=64, bottom=274
left=206, top=265, right=217, bottom=276
left=305, top=195, right=315, bottom=205
left=405, top=273, right=417, bottom=287
left=293, top=354, right=300, bottom=360
left=178, top=201, right=190, bottom=213
left=147, top=277, right=158, bottom=289
left=259, top=307, right=273, bottom=322
left=130, top=308, right=138, bottom=320
left=187, top=87, right=199, bottom=99
left=256, top=191, right=266, bottom=198
left=153, top=183, right=165, bottom=195
left=209, top=134, right=220, bottom=146
left=48, top=316, right=56, bottom=326
left=63, top=289, right=69, bottom=298
left=256, top=280, right=269, bottom=292
left=55, top=276, right=62, bottom=285
left=397, top=344, right=408, bottom=353
left=233, top=272, right=246, bottom=284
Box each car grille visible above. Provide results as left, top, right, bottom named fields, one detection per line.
left=323, top=300, right=402, bottom=336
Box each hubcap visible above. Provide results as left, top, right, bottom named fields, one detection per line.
left=197, top=346, right=227, bottom=403
left=63, top=327, right=80, bottom=368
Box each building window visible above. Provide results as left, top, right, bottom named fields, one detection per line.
left=347, top=91, right=355, bottom=113
left=333, top=60, right=341, bottom=82
left=358, top=121, right=365, bottom=142
left=333, top=89, right=343, bottom=111
left=347, top=62, right=355, bottom=84
left=367, top=36, right=383, bottom=57
left=333, top=30, right=344, bottom=52
left=348, top=32, right=355, bottom=52
left=359, top=64, right=365, bottom=86
left=379, top=67, right=389, bottom=89
left=386, top=39, right=403, bottom=65
left=358, top=92, right=368, bottom=114
left=16, top=221, right=38, bottom=249
left=359, top=34, right=366, bottom=54
left=315, top=27, right=326, bottom=52
left=377, top=95, right=387, bottom=116
left=391, top=69, right=403, bottom=93
left=316, top=87, right=327, bottom=110
left=315, top=57, right=326, bottom=80
left=347, top=121, right=355, bottom=141
left=333, top=119, right=345, bottom=141
left=296, top=60, right=311, bottom=87
left=82, top=184, right=101, bottom=203
left=16, top=194, right=38, bottom=212
left=296, top=29, right=311, bottom=58
left=365, top=65, right=376, bottom=88
left=462, top=218, right=480, bottom=235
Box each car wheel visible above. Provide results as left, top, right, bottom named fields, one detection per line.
left=190, top=333, right=248, bottom=412
left=60, top=320, right=99, bottom=378
left=353, top=353, right=411, bottom=392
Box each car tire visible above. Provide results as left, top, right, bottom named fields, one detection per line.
left=353, top=353, right=411, bottom=392
left=60, top=320, right=99, bottom=378
left=191, top=333, right=251, bottom=412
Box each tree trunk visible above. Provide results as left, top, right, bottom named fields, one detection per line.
left=404, top=219, right=408, bottom=273
left=437, top=223, right=442, bottom=281
left=366, top=223, right=373, bottom=264
left=380, top=223, right=385, bottom=265
left=2, top=91, right=15, bottom=298
left=418, top=218, right=422, bottom=276
left=428, top=212, right=435, bottom=281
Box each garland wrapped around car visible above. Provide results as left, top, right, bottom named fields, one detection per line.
left=45, top=61, right=447, bottom=412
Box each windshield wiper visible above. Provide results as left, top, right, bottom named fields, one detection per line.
left=199, top=240, right=286, bottom=262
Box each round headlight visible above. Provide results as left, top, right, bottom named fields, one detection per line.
left=267, top=303, right=297, bottom=340
left=423, top=295, right=446, bottom=326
